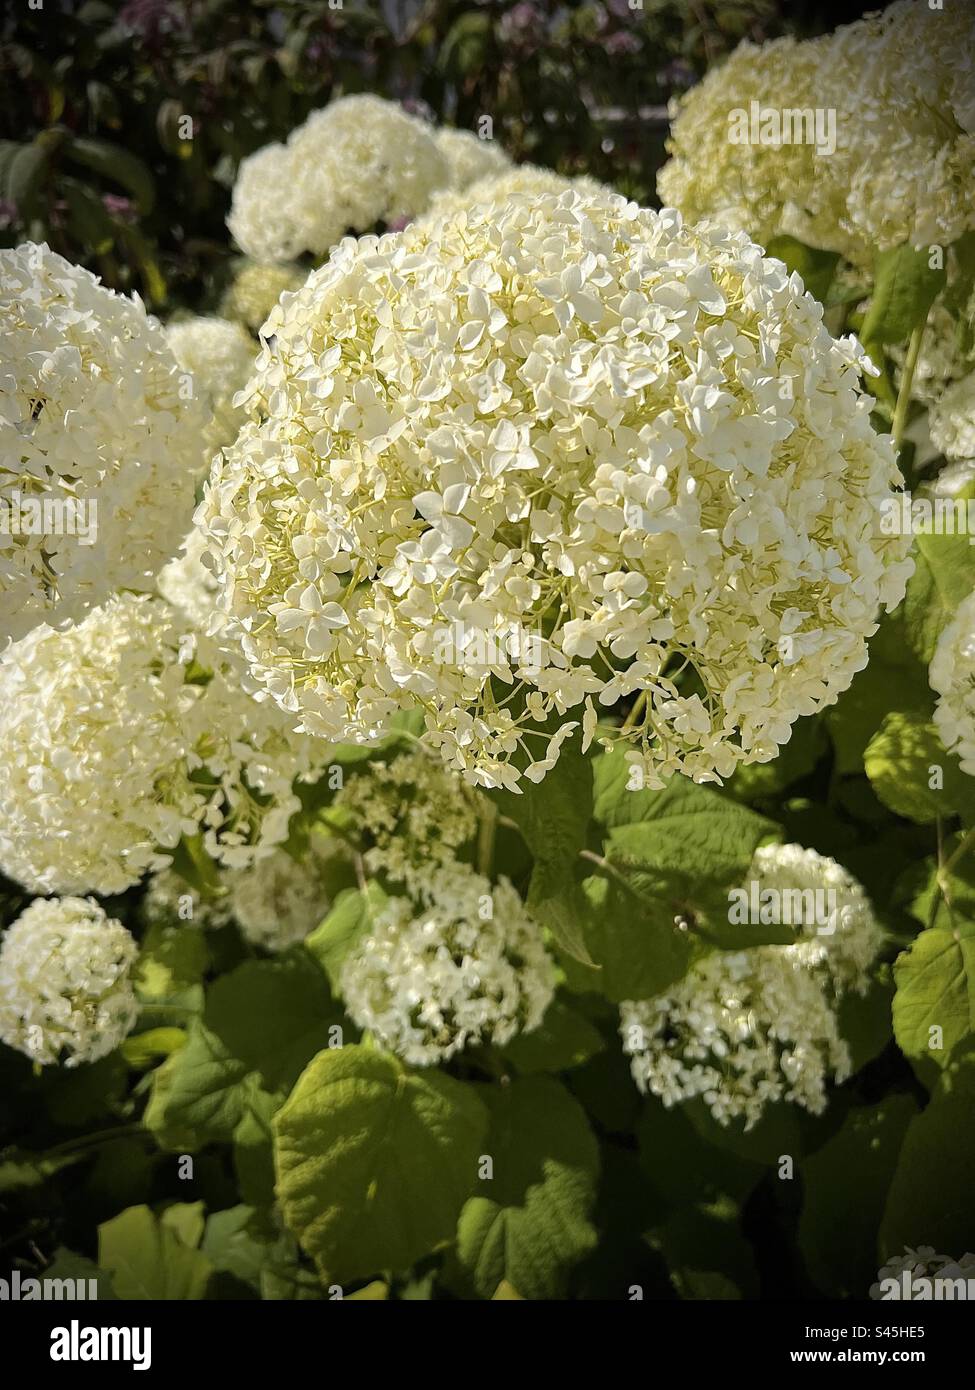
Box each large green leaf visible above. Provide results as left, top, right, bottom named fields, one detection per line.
left=798, top=1096, right=917, bottom=1297
left=880, top=1044, right=975, bottom=1258
left=274, top=1046, right=488, bottom=1286
left=304, top=882, right=388, bottom=994
left=452, top=1077, right=599, bottom=1300
left=860, top=243, right=947, bottom=347
left=903, top=484, right=975, bottom=663
left=98, top=1204, right=214, bottom=1300
left=491, top=728, right=594, bottom=963
left=502, top=998, right=605, bottom=1074
left=893, top=919, right=975, bottom=1076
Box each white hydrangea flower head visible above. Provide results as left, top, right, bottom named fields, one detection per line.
left=931, top=588, right=975, bottom=774
left=335, top=750, right=480, bottom=894
left=748, top=842, right=885, bottom=995
left=142, top=868, right=233, bottom=932
left=0, top=243, right=205, bottom=646
left=157, top=527, right=222, bottom=635
left=423, top=162, right=608, bottom=223
left=164, top=316, right=255, bottom=459
left=227, top=95, right=448, bottom=263
left=227, top=831, right=338, bottom=952
left=340, top=862, right=554, bottom=1065
left=928, top=371, right=975, bottom=463
left=199, top=190, right=912, bottom=791
left=0, top=897, right=139, bottom=1067
left=220, top=260, right=305, bottom=334
left=435, top=128, right=511, bottom=192
left=0, top=592, right=329, bottom=895
left=620, top=843, right=882, bottom=1129
left=658, top=1, right=975, bottom=268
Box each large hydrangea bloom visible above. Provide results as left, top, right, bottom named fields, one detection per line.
left=930, top=588, right=975, bottom=775
left=199, top=190, right=911, bottom=790
left=227, top=95, right=449, bottom=263
left=0, top=243, right=204, bottom=646
left=0, top=592, right=329, bottom=895
left=422, top=163, right=608, bottom=224
left=0, top=897, right=139, bottom=1067
left=620, top=843, right=883, bottom=1129
left=339, top=861, right=554, bottom=1066
left=658, top=0, right=975, bottom=268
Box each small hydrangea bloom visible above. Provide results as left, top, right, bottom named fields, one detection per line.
left=0, top=243, right=204, bottom=645
left=931, top=589, right=975, bottom=775
left=219, top=260, right=305, bottom=334
left=335, top=751, right=480, bottom=894
left=929, top=372, right=975, bottom=463
left=340, top=862, right=554, bottom=1065
left=620, top=844, right=883, bottom=1129
left=658, top=1, right=975, bottom=268
left=0, top=897, right=139, bottom=1067
left=227, top=95, right=448, bottom=263
left=0, top=593, right=329, bottom=895
left=434, top=128, right=511, bottom=192
left=227, top=833, right=338, bottom=952
left=199, top=190, right=911, bottom=790
left=164, top=316, right=255, bottom=460
left=142, top=868, right=233, bottom=932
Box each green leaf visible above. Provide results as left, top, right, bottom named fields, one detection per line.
left=491, top=729, right=595, bottom=963
left=304, top=883, right=387, bottom=994
left=864, top=710, right=975, bottom=823
left=6, top=137, right=56, bottom=218
left=134, top=919, right=207, bottom=1021
left=43, top=1249, right=118, bottom=1301
left=452, top=1077, right=599, bottom=1299
left=799, top=1096, right=917, bottom=1297
left=880, top=1043, right=975, bottom=1258
left=502, top=998, right=605, bottom=1073
left=765, top=235, right=840, bottom=305
left=0, top=1147, right=85, bottom=1194
left=652, top=1196, right=759, bottom=1300
left=860, top=243, right=947, bottom=347
left=893, top=918, right=975, bottom=1076
left=904, top=486, right=975, bottom=663
left=273, top=1045, right=488, bottom=1286
left=559, top=871, right=696, bottom=1002
left=98, top=1204, right=214, bottom=1300
left=64, top=135, right=156, bottom=213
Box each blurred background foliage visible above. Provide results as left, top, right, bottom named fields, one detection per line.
left=1, top=0, right=879, bottom=312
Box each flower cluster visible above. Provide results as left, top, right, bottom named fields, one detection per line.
left=434, top=128, right=511, bottom=192
left=0, top=897, right=139, bottom=1067
left=0, top=592, right=329, bottom=895
left=929, top=372, right=975, bottom=463
left=0, top=243, right=204, bottom=646
left=421, top=162, right=607, bottom=224
left=142, top=868, right=233, bottom=932
left=334, top=750, right=480, bottom=894
left=164, top=316, right=256, bottom=460
left=620, top=844, right=883, bottom=1129
left=156, top=526, right=222, bottom=635
left=339, top=861, right=554, bottom=1065
left=930, top=588, right=975, bottom=775
left=658, top=0, right=975, bottom=267
left=220, top=260, right=305, bottom=334
left=227, top=95, right=449, bottom=264
left=226, top=832, right=338, bottom=952
left=198, top=189, right=911, bottom=790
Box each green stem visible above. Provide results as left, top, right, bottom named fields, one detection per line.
left=891, top=320, right=926, bottom=455
left=477, top=800, right=498, bottom=877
